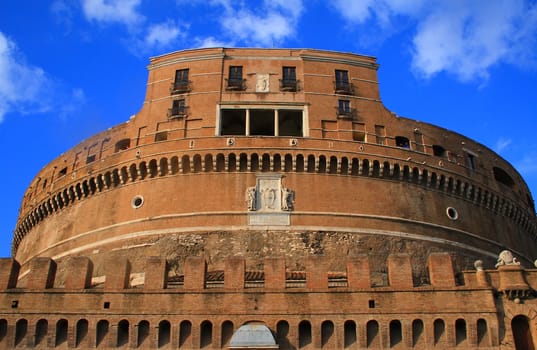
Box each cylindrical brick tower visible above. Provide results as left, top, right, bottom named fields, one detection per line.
left=12, top=48, right=537, bottom=279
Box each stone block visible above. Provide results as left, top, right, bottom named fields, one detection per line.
left=347, top=254, right=371, bottom=289
left=65, top=256, right=93, bottom=289
left=144, top=256, right=168, bottom=290
left=387, top=254, right=413, bottom=288
left=27, top=257, right=56, bottom=289
left=225, top=256, right=245, bottom=289
left=428, top=253, right=455, bottom=287
left=264, top=257, right=286, bottom=289
left=0, top=258, right=20, bottom=290
left=184, top=257, right=206, bottom=290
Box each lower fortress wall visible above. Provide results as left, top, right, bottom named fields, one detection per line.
left=0, top=253, right=537, bottom=349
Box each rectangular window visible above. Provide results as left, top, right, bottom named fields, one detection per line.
left=467, top=152, right=477, bottom=171
left=278, top=110, right=302, bottom=137
left=227, top=66, right=244, bottom=90
left=86, top=154, right=96, bottom=164
left=220, top=107, right=304, bottom=136
left=250, top=109, right=275, bottom=136
left=155, top=131, right=168, bottom=142
left=172, top=69, right=190, bottom=93
left=281, top=66, right=297, bottom=91
left=221, top=109, right=246, bottom=135
left=338, top=100, right=350, bottom=113
left=338, top=100, right=354, bottom=118
left=335, top=69, right=352, bottom=94
left=168, top=99, right=186, bottom=118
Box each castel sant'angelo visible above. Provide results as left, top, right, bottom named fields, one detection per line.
left=1, top=47, right=537, bottom=349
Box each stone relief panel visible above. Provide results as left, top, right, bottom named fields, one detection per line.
left=256, top=73, right=270, bottom=93
left=246, top=174, right=293, bottom=225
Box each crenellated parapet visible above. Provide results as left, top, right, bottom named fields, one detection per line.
left=0, top=252, right=521, bottom=292
left=3, top=253, right=537, bottom=349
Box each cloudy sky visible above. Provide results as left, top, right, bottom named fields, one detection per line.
left=0, top=0, right=536, bottom=257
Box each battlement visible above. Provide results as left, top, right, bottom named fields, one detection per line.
left=1, top=253, right=536, bottom=296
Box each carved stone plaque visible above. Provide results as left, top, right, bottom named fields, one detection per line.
left=256, top=73, right=270, bottom=93
left=246, top=174, right=293, bottom=225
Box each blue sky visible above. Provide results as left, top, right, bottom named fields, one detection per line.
left=0, top=0, right=536, bottom=258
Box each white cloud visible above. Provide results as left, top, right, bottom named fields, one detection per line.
left=495, top=137, right=512, bottom=153
left=216, top=0, right=304, bottom=46
left=81, top=0, right=144, bottom=27
left=0, top=32, right=85, bottom=123
left=143, top=21, right=183, bottom=49
left=331, top=0, right=537, bottom=83
left=193, top=36, right=231, bottom=49
left=0, top=33, right=49, bottom=122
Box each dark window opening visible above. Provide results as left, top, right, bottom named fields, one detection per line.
left=368, top=299, right=375, bottom=308
left=221, top=321, right=233, bottom=347
left=96, top=320, right=109, bottom=347
left=321, top=321, right=334, bottom=348
left=117, top=320, right=129, bottom=347
left=455, top=319, right=467, bottom=345
left=467, top=152, right=477, bottom=171
left=221, top=108, right=303, bottom=136
left=477, top=319, right=488, bottom=346
left=412, top=319, right=424, bottom=347
left=11, top=300, right=18, bottom=308
left=250, top=109, right=275, bottom=135
left=76, top=320, right=88, bottom=347
left=168, top=99, right=187, bottom=118
left=281, top=66, right=297, bottom=91
left=276, top=321, right=291, bottom=349
left=227, top=66, right=244, bottom=90
left=221, top=109, right=246, bottom=135
left=390, top=320, right=402, bottom=347
left=200, top=321, right=212, bottom=348
left=15, top=319, right=27, bottom=347
left=366, top=321, right=379, bottom=348
left=58, top=167, right=67, bottom=177
left=298, top=321, right=312, bottom=348
left=433, top=145, right=446, bottom=157
left=103, top=301, right=110, bottom=309
left=335, top=69, right=353, bottom=94
left=158, top=321, right=171, bottom=348
left=86, top=154, right=96, bottom=164
left=172, top=68, right=190, bottom=93
left=434, top=319, right=445, bottom=345
left=279, top=110, right=302, bottom=136
left=55, top=319, right=68, bottom=347
left=179, top=321, right=192, bottom=348
left=395, top=136, right=410, bottom=149
left=344, top=321, right=357, bottom=348
left=0, top=319, right=7, bottom=343
left=512, top=316, right=535, bottom=350
left=338, top=100, right=354, bottom=118
left=115, top=138, right=131, bottom=152
left=493, top=166, right=515, bottom=188
left=35, top=320, right=48, bottom=346
left=137, top=320, right=149, bottom=347
left=155, top=131, right=168, bottom=142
